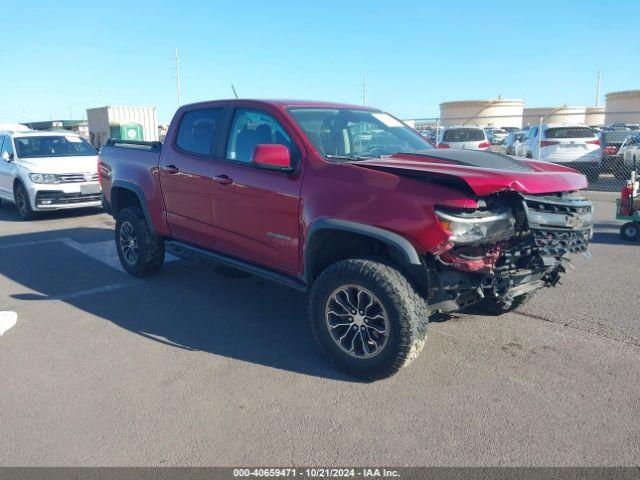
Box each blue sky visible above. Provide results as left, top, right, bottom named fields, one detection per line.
left=2, top=0, right=638, bottom=124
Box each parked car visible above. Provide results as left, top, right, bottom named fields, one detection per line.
left=486, top=128, right=509, bottom=145
left=438, top=125, right=490, bottom=150
left=0, top=130, right=101, bottom=219
left=617, top=131, right=640, bottom=177
left=500, top=130, right=526, bottom=156
left=518, top=124, right=602, bottom=182
left=99, top=99, right=592, bottom=380
left=600, top=130, right=636, bottom=179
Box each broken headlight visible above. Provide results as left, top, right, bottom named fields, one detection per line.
left=435, top=208, right=516, bottom=244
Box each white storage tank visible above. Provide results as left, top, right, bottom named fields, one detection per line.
left=523, top=106, right=586, bottom=126
left=584, top=107, right=605, bottom=126
left=86, top=106, right=159, bottom=148
left=439, top=98, right=524, bottom=128
left=605, top=90, right=640, bottom=125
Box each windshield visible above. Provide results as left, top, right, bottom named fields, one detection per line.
left=442, top=128, right=485, bottom=142
left=287, top=108, right=433, bottom=159
left=602, top=131, right=636, bottom=143
left=14, top=135, right=97, bottom=158
left=544, top=127, right=595, bottom=139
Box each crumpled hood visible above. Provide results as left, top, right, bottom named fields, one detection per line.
left=353, top=149, right=587, bottom=196
left=17, top=155, right=98, bottom=174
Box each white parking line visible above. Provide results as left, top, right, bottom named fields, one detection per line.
left=0, top=238, right=71, bottom=250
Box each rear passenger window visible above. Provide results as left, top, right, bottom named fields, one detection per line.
left=175, top=109, right=221, bottom=156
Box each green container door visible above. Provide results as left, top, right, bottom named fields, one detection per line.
left=109, top=123, right=143, bottom=141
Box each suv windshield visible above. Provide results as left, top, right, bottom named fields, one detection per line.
left=544, top=127, right=595, bottom=139
left=442, top=128, right=485, bottom=142
left=14, top=135, right=96, bottom=158
left=287, top=108, right=433, bottom=159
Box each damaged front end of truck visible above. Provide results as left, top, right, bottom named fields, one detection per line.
left=426, top=191, right=593, bottom=312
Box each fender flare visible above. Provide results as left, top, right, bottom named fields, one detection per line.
left=304, top=218, right=422, bottom=282
left=110, top=180, right=155, bottom=234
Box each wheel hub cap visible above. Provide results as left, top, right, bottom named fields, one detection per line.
left=324, top=285, right=390, bottom=359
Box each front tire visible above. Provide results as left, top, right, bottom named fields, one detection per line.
left=14, top=182, right=36, bottom=220
left=309, top=258, right=430, bottom=380
left=620, top=222, right=640, bottom=242
left=115, top=207, right=165, bottom=276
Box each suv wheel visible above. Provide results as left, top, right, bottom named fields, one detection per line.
left=620, top=222, right=640, bottom=242
left=115, top=207, right=165, bottom=276
left=14, top=182, right=36, bottom=220
left=309, top=258, right=430, bottom=380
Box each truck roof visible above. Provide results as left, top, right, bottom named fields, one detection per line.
left=179, top=99, right=381, bottom=111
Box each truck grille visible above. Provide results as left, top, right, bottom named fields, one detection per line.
left=57, top=173, right=99, bottom=183
left=521, top=193, right=593, bottom=255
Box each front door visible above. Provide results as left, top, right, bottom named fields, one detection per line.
left=210, top=108, right=303, bottom=275
left=0, top=137, right=17, bottom=200
left=158, top=108, right=223, bottom=248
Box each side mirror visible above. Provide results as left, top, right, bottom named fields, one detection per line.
left=252, top=144, right=292, bottom=171
left=2, top=151, right=13, bottom=162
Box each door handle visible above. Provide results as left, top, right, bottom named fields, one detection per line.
left=213, top=174, right=233, bottom=185
left=163, top=165, right=179, bottom=174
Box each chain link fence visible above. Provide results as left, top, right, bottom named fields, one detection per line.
left=404, top=111, right=640, bottom=192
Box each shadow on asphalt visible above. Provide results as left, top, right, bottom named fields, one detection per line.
left=590, top=230, right=639, bottom=246
left=0, top=201, right=104, bottom=222
left=0, top=225, right=361, bottom=382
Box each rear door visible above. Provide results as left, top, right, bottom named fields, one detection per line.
left=159, top=108, right=224, bottom=248
left=209, top=106, right=304, bottom=275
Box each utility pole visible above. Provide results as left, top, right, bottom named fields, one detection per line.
left=362, top=77, right=367, bottom=106
left=174, top=48, right=181, bottom=108
left=595, top=71, right=601, bottom=107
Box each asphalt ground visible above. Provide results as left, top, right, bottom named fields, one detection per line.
left=0, top=198, right=638, bottom=466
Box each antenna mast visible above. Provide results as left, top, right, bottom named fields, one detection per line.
left=175, top=48, right=181, bottom=108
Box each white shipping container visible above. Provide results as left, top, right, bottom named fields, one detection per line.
left=86, top=105, right=159, bottom=148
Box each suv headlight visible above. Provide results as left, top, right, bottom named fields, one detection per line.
left=29, top=173, right=58, bottom=184
left=435, top=208, right=516, bottom=244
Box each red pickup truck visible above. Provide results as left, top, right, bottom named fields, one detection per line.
left=99, top=99, right=593, bottom=379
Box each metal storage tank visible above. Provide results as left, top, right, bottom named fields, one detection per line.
left=86, top=106, right=159, bottom=148
left=605, top=90, right=640, bottom=125
left=439, top=98, right=524, bottom=128
left=523, top=106, right=586, bottom=126
left=584, top=107, right=605, bottom=126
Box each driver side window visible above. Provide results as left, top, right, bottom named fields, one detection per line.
left=1, top=136, right=14, bottom=158
left=226, top=109, right=294, bottom=164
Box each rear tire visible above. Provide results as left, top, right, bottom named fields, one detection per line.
left=115, top=207, right=165, bottom=276
left=620, top=222, right=640, bottom=242
left=309, top=258, right=430, bottom=381
left=14, top=182, right=37, bottom=220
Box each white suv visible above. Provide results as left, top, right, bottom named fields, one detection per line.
left=437, top=125, right=490, bottom=150
left=518, top=124, right=602, bottom=182
left=0, top=130, right=102, bottom=219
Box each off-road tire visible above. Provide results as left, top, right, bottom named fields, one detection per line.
left=472, top=291, right=536, bottom=315
left=620, top=222, right=640, bottom=242
left=115, top=207, right=165, bottom=277
left=309, top=258, right=430, bottom=381
left=14, top=181, right=37, bottom=220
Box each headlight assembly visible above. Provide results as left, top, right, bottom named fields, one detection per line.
left=28, top=173, right=58, bottom=184
left=435, top=208, right=515, bottom=244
